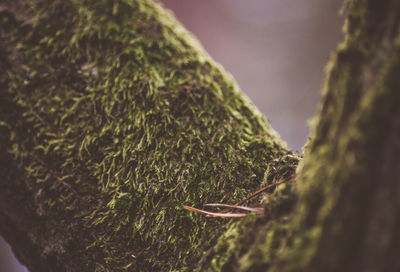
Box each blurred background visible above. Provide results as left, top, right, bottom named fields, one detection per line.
left=0, top=0, right=343, bottom=271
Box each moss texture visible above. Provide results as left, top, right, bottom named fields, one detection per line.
left=0, top=0, right=299, bottom=271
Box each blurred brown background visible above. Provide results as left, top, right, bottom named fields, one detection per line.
left=0, top=1, right=343, bottom=271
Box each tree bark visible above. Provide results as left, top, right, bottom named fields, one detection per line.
left=0, top=0, right=399, bottom=271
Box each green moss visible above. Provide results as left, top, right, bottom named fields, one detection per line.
left=1, top=0, right=297, bottom=270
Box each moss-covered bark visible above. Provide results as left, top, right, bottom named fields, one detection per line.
left=293, top=1, right=400, bottom=270
left=0, top=0, right=297, bottom=271
left=1, top=0, right=400, bottom=271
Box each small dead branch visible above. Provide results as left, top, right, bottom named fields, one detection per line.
left=183, top=174, right=295, bottom=218
left=230, top=174, right=295, bottom=208
left=203, top=203, right=263, bottom=214
left=183, top=205, right=247, bottom=218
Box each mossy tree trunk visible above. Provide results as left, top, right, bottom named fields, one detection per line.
left=0, top=0, right=399, bottom=271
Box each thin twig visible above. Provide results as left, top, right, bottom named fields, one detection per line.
left=183, top=205, right=247, bottom=218
left=203, top=203, right=263, bottom=213
left=232, top=174, right=295, bottom=207
left=183, top=174, right=295, bottom=218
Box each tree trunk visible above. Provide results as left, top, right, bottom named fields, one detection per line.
left=0, top=0, right=399, bottom=271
